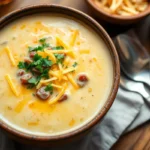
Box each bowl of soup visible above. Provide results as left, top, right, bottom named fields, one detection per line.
left=0, top=5, right=120, bottom=145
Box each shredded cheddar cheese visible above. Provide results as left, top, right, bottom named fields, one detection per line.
left=67, top=73, right=79, bottom=89
left=5, top=74, right=19, bottom=97
left=70, top=30, right=79, bottom=47
left=48, top=50, right=73, bottom=54
left=79, top=49, right=90, bottom=54
left=56, top=36, right=75, bottom=58
left=58, top=63, right=63, bottom=81
left=56, top=36, right=69, bottom=49
left=49, top=70, right=59, bottom=77
left=49, top=83, right=68, bottom=105
left=15, top=99, right=28, bottom=113
left=51, top=84, right=62, bottom=89
left=36, top=77, right=58, bottom=89
left=63, top=57, right=70, bottom=68
left=44, top=50, right=56, bottom=63
left=63, top=67, right=76, bottom=74
left=41, top=77, right=58, bottom=84
left=15, top=28, right=89, bottom=103
left=5, top=47, right=16, bottom=66
left=37, top=50, right=56, bottom=63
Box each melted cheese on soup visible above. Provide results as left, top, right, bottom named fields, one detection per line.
left=0, top=14, right=113, bottom=135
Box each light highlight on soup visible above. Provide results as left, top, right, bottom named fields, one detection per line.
left=0, top=14, right=113, bottom=135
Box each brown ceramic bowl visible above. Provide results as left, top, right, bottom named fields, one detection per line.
left=0, top=4, right=120, bottom=146
left=85, top=0, right=150, bottom=24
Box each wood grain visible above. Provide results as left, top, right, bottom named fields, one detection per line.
left=0, top=0, right=150, bottom=149
left=112, top=121, right=150, bottom=150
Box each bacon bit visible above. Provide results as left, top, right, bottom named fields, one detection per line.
left=36, top=86, right=50, bottom=100
left=24, top=57, right=33, bottom=64
left=20, top=73, right=32, bottom=84
left=29, top=51, right=36, bottom=58
left=58, top=94, right=68, bottom=102
left=78, top=74, right=88, bottom=82
left=47, top=47, right=52, bottom=50
left=77, top=74, right=88, bottom=87
left=17, top=69, right=25, bottom=76
left=32, top=68, right=41, bottom=74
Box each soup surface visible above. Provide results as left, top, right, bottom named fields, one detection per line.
left=0, top=14, right=113, bottom=135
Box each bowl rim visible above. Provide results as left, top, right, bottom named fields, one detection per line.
left=86, top=0, right=150, bottom=21
left=0, top=4, right=120, bottom=141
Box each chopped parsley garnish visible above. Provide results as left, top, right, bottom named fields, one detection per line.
left=17, top=36, right=80, bottom=99
left=72, top=62, right=78, bottom=67
left=40, top=68, right=49, bottom=78
left=52, top=46, right=64, bottom=50
left=18, top=62, right=27, bottom=69
left=18, top=54, right=53, bottom=73
left=17, top=54, right=53, bottom=87
left=28, top=40, right=50, bottom=52
left=42, top=43, right=50, bottom=48
left=39, top=38, right=47, bottom=44
left=54, top=54, right=65, bottom=64
left=28, top=45, right=43, bottom=52
left=28, top=44, right=50, bottom=52
left=45, top=84, right=53, bottom=94
left=28, top=77, right=39, bottom=85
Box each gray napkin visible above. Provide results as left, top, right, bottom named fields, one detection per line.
left=0, top=16, right=150, bottom=150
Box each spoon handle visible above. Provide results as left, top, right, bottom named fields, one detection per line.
left=120, top=76, right=150, bottom=105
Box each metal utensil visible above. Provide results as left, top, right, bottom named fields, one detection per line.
left=120, top=72, right=150, bottom=105
left=115, top=35, right=150, bottom=87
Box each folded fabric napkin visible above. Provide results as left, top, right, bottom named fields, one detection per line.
left=0, top=16, right=150, bottom=150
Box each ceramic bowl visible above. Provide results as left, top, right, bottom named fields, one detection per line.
left=85, top=0, right=150, bottom=24
left=0, top=4, right=120, bottom=146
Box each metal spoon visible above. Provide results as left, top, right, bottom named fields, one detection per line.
left=114, top=35, right=150, bottom=87
left=120, top=72, right=150, bottom=105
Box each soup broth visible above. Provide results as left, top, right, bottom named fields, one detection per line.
left=0, top=14, right=113, bottom=135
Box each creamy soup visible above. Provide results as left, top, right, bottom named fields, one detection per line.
left=0, top=14, right=113, bottom=135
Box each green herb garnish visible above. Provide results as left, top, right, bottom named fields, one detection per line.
left=27, top=77, right=41, bottom=89
left=28, top=43, right=50, bottom=52
left=28, top=77, right=39, bottom=85
left=32, top=54, right=53, bottom=69
left=52, top=46, right=64, bottom=50
left=72, top=62, right=78, bottom=67
left=17, top=36, right=73, bottom=94
left=54, top=54, right=65, bottom=64
left=39, top=38, right=47, bottom=44
left=18, top=54, right=52, bottom=81
left=45, top=84, right=53, bottom=94
left=18, top=62, right=26, bottom=69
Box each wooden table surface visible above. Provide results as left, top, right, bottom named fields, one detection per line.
left=0, top=0, right=150, bottom=150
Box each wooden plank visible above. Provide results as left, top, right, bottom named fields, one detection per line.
left=112, top=122, right=150, bottom=150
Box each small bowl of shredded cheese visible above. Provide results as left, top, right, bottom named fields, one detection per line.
left=85, top=0, right=150, bottom=24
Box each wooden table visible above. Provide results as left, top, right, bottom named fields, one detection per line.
left=0, top=0, right=150, bottom=149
